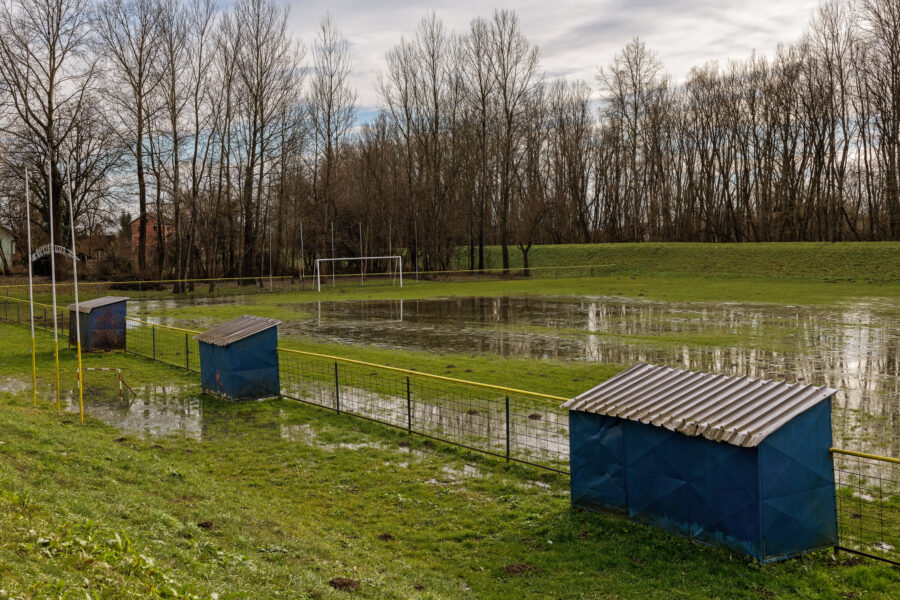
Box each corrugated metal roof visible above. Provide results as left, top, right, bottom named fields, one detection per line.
left=193, top=315, right=281, bottom=346
left=66, top=296, right=129, bottom=313
left=563, top=363, right=837, bottom=447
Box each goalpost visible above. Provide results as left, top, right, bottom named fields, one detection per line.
left=314, top=256, right=403, bottom=292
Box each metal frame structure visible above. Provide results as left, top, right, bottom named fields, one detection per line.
left=314, top=255, right=402, bottom=292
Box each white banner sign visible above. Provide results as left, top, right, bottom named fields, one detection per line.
left=30, top=243, right=78, bottom=263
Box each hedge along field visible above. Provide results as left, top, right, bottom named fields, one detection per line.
left=1, top=321, right=899, bottom=599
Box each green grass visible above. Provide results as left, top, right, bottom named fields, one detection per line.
left=462, top=242, right=900, bottom=284
left=1, top=321, right=898, bottom=599
left=4, top=242, right=900, bottom=309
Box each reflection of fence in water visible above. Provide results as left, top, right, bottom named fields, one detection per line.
left=833, top=449, right=900, bottom=565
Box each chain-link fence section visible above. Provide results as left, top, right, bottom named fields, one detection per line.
left=278, top=349, right=570, bottom=472
left=0, top=295, right=67, bottom=337
left=833, top=449, right=900, bottom=565
left=126, top=318, right=200, bottom=373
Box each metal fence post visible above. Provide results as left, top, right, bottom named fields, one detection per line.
left=505, top=396, right=510, bottom=463
left=406, top=376, right=412, bottom=434
left=152, top=325, right=156, bottom=360
left=185, top=333, right=189, bottom=370
left=334, top=362, right=340, bottom=414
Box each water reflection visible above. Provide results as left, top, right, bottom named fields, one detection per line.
left=129, top=295, right=898, bottom=456
left=297, top=297, right=900, bottom=456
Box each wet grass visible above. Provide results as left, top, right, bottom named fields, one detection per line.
left=4, top=242, right=900, bottom=311
left=1, top=322, right=898, bottom=599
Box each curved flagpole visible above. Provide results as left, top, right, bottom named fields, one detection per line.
left=66, top=159, right=83, bottom=424
left=47, top=154, right=60, bottom=413
left=25, top=170, right=36, bottom=406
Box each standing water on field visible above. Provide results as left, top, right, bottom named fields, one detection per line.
left=134, top=295, right=899, bottom=456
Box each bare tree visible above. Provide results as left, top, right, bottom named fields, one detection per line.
left=95, top=0, right=162, bottom=275
left=0, top=0, right=96, bottom=255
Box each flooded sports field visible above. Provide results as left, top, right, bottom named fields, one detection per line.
left=126, top=295, right=899, bottom=455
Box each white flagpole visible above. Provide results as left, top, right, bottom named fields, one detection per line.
left=47, top=154, right=60, bottom=413
left=66, top=159, right=84, bottom=424
left=25, top=169, right=36, bottom=406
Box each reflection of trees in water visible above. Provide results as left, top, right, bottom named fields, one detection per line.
left=290, top=297, right=899, bottom=455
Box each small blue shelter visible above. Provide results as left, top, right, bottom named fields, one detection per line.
left=194, top=315, right=281, bottom=401
left=67, top=296, right=129, bottom=351
left=565, top=363, right=838, bottom=563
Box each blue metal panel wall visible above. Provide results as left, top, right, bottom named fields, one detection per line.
left=571, top=413, right=762, bottom=559
left=69, top=302, right=127, bottom=351
left=88, top=303, right=127, bottom=351
left=198, top=328, right=280, bottom=401
left=199, top=342, right=234, bottom=399
left=570, top=411, right=626, bottom=513
left=685, top=432, right=760, bottom=559
left=624, top=421, right=692, bottom=536
left=758, top=398, right=837, bottom=561
left=228, top=329, right=280, bottom=400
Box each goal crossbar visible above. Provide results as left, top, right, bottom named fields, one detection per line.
left=315, top=255, right=403, bottom=291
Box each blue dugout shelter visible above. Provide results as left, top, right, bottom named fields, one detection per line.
left=67, top=296, right=129, bottom=351
left=565, top=363, right=838, bottom=562
left=194, top=315, right=282, bottom=401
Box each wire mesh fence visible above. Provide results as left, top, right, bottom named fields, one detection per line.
left=2, top=276, right=295, bottom=308
left=277, top=348, right=570, bottom=472
left=0, top=295, right=67, bottom=337
left=125, top=318, right=200, bottom=373
left=833, top=449, right=900, bottom=565
left=312, top=263, right=616, bottom=290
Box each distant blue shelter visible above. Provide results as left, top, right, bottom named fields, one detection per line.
left=194, top=315, right=281, bottom=401
left=565, top=363, right=838, bottom=563
left=67, top=296, right=129, bottom=351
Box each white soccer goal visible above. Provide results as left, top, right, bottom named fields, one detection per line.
left=314, top=256, right=403, bottom=291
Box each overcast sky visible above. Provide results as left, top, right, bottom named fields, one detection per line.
left=286, top=0, right=820, bottom=115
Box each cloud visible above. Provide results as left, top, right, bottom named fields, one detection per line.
left=285, top=0, right=820, bottom=108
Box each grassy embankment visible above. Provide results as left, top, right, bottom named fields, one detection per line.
left=5, top=242, right=900, bottom=308
left=1, top=321, right=899, bottom=599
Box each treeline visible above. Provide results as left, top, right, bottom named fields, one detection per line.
left=0, top=0, right=897, bottom=280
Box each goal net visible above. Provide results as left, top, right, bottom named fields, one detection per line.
left=314, top=256, right=403, bottom=291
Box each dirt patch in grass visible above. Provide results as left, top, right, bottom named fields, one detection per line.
left=503, top=563, right=532, bottom=575
left=329, top=577, right=359, bottom=591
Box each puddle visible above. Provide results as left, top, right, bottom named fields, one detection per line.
left=0, top=377, right=31, bottom=395
left=65, top=384, right=204, bottom=440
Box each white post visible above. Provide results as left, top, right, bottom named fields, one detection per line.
left=25, top=170, right=36, bottom=406
left=359, top=222, right=363, bottom=286
left=316, top=259, right=321, bottom=292
left=299, top=221, right=304, bottom=290
left=331, top=221, right=335, bottom=288
left=399, top=255, right=403, bottom=288
left=47, top=154, right=60, bottom=413
left=66, top=159, right=84, bottom=423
